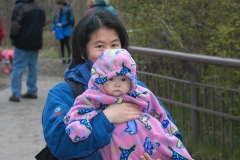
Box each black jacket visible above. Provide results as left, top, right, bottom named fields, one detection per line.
left=10, top=0, right=46, bottom=50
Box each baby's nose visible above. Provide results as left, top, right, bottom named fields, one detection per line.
left=115, top=82, right=120, bottom=86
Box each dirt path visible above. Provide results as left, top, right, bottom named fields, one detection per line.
left=0, top=58, right=68, bottom=160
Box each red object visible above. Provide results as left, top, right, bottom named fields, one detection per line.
left=4, top=65, right=10, bottom=74
left=0, top=17, right=4, bottom=45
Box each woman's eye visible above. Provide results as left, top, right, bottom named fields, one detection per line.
left=97, top=45, right=104, bottom=48
left=111, top=44, right=118, bottom=47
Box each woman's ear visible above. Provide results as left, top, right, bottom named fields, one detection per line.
left=81, top=55, right=85, bottom=60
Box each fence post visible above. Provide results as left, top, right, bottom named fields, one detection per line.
left=182, top=61, right=199, bottom=141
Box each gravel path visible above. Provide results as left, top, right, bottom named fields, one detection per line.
left=0, top=58, right=68, bottom=160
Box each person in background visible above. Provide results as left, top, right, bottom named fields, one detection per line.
left=87, top=0, right=94, bottom=8
left=0, top=17, right=4, bottom=45
left=42, top=11, right=182, bottom=160
left=0, top=49, right=14, bottom=74
left=84, top=0, right=118, bottom=18
left=52, top=0, right=74, bottom=64
left=9, top=0, right=45, bottom=102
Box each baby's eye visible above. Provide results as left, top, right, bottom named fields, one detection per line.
left=109, top=78, right=113, bottom=81
left=121, top=78, right=127, bottom=81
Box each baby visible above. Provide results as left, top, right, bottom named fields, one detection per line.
left=0, top=49, right=14, bottom=74
left=64, top=49, right=194, bottom=160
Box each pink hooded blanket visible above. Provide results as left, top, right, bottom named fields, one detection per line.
left=64, top=49, right=193, bottom=160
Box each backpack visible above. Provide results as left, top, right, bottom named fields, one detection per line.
left=35, top=80, right=84, bottom=160
left=66, top=8, right=74, bottom=27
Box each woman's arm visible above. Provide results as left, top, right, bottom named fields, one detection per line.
left=10, top=3, right=24, bottom=41
left=42, top=82, right=114, bottom=159
left=64, top=93, right=99, bottom=143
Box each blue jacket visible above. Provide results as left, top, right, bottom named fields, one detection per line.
left=52, top=5, right=74, bottom=37
left=42, top=60, right=182, bottom=160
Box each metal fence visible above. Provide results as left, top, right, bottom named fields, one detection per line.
left=128, top=46, right=240, bottom=148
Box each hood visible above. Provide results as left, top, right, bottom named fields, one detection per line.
left=16, top=0, right=34, bottom=4
left=64, top=60, right=93, bottom=89
left=88, top=49, right=138, bottom=94
left=62, top=5, right=71, bottom=13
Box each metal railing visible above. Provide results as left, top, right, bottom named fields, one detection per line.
left=128, top=46, right=240, bottom=148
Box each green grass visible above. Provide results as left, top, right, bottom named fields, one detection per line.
left=170, top=104, right=240, bottom=160
left=39, top=48, right=60, bottom=58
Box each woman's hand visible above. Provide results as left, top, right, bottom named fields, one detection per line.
left=140, top=153, right=161, bottom=160
left=103, top=103, right=140, bottom=123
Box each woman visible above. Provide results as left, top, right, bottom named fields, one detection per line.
left=52, top=0, right=74, bottom=64
left=42, top=11, right=181, bottom=160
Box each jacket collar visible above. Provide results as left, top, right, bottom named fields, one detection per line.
left=64, top=60, right=93, bottom=87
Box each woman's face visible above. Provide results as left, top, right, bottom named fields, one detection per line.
left=86, top=28, right=121, bottom=63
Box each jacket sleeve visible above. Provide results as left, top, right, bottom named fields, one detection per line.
left=62, top=8, right=74, bottom=28
left=0, top=17, right=4, bottom=45
left=64, top=92, right=98, bottom=143
left=42, top=82, right=114, bottom=159
left=10, top=3, right=24, bottom=41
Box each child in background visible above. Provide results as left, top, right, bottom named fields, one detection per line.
left=0, top=49, right=14, bottom=74
left=64, top=49, right=194, bottom=160
left=52, top=0, right=74, bottom=64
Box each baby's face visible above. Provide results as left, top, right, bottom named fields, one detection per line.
left=103, top=76, right=131, bottom=97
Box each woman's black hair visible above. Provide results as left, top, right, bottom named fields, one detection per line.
left=71, top=11, right=129, bottom=66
